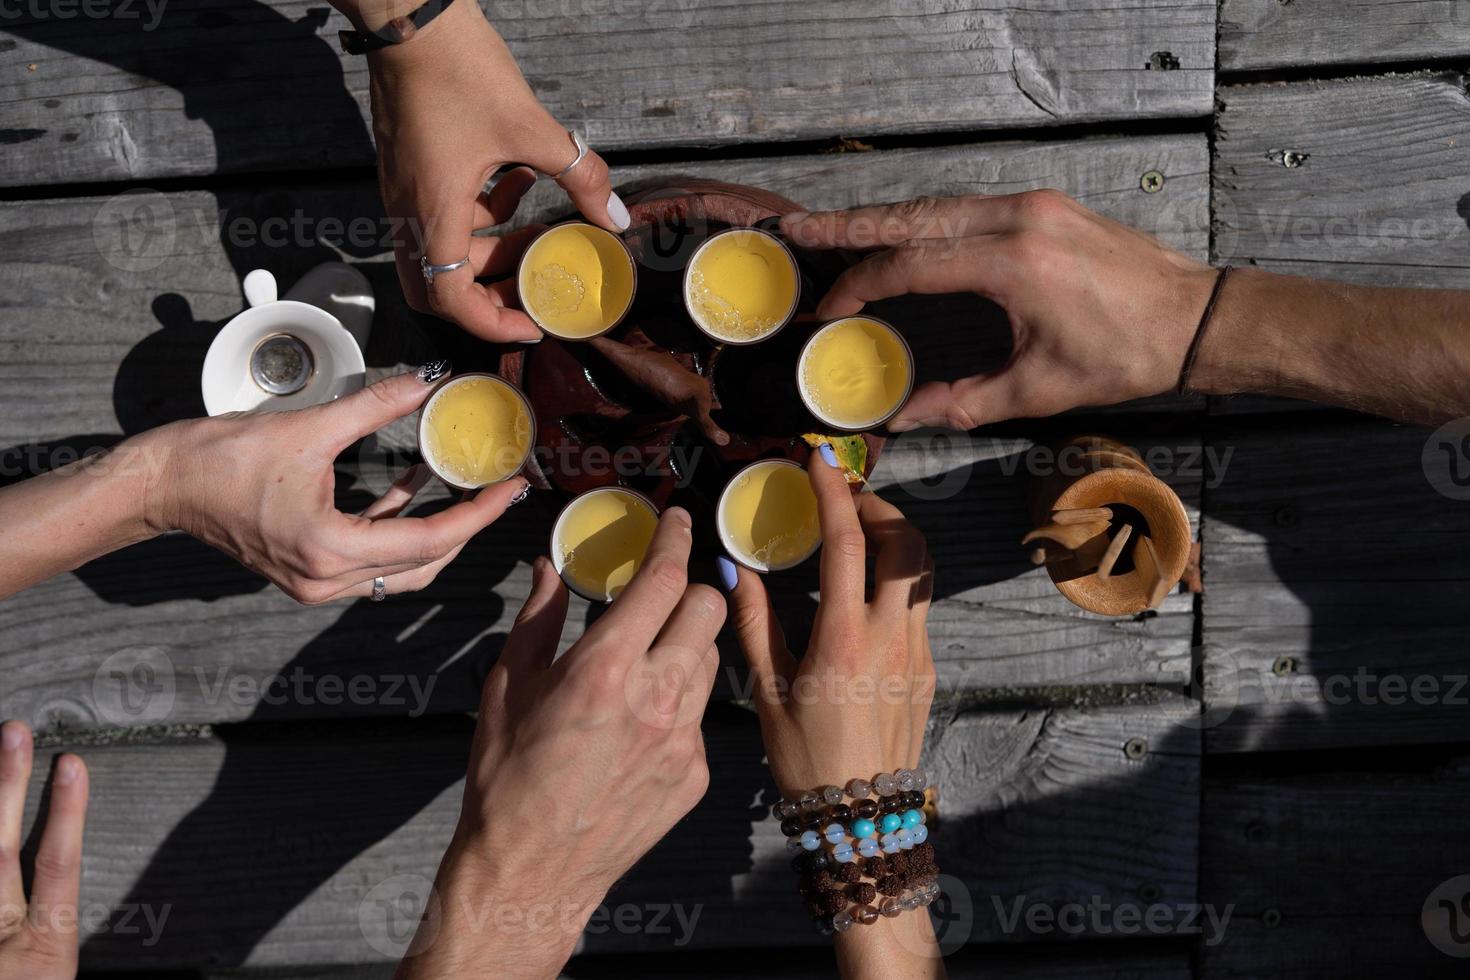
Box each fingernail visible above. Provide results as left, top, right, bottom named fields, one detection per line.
left=519, top=334, right=544, bottom=344
left=888, top=419, right=919, bottom=434
left=417, top=359, right=452, bottom=384
left=818, top=443, right=839, bottom=468
left=716, top=555, right=739, bottom=593
left=782, top=211, right=809, bottom=225
left=509, top=480, right=532, bottom=506
left=666, top=506, right=692, bottom=529
left=1, top=723, right=24, bottom=751
left=607, top=191, right=631, bottom=232
left=55, top=755, right=80, bottom=786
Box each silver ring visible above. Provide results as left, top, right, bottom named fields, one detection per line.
left=421, top=254, right=471, bottom=285
left=371, top=576, right=387, bottom=602
left=544, top=131, right=589, bottom=181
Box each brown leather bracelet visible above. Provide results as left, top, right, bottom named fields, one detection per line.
left=338, top=0, right=454, bottom=55
left=1176, top=265, right=1233, bottom=395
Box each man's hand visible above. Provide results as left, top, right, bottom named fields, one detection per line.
left=395, top=508, right=724, bottom=979
left=782, top=191, right=1218, bottom=430
left=363, top=0, right=628, bottom=342
left=0, top=721, right=88, bottom=980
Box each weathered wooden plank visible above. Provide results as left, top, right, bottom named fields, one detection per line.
left=1200, top=759, right=1470, bottom=978
left=0, top=138, right=1208, bottom=732
left=1220, top=0, right=1470, bottom=72
left=1214, top=73, right=1470, bottom=289
left=22, top=700, right=1198, bottom=968
left=1199, top=419, right=1470, bottom=753
left=0, top=0, right=1215, bottom=186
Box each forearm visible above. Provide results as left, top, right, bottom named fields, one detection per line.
left=395, top=834, right=603, bottom=980
left=835, top=910, right=947, bottom=980
left=0, top=429, right=177, bottom=599
left=1191, top=267, right=1470, bottom=425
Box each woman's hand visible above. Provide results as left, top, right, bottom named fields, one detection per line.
left=160, top=368, right=529, bottom=605
left=395, top=508, right=724, bottom=980
left=722, top=450, right=944, bottom=978
left=364, top=0, right=627, bottom=342
left=781, top=191, right=1218, bottom=431
left=0, top=721, right=88, bottom=980
left=723, top=447, right=936, bottom=795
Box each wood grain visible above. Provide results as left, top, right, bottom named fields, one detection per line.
left=0, top=139, right=1208, bottom=733
left=0, top=0, right=1216, bottom=186
left=1199, top=419, right=1470, bottom=753
left=18, top=700, right=1198, bottom=968
left=1200, top=759, right=1470, bottom=978
left=1214, top=73, right=1470, bottom=287
left=1220, top=0, right=1470, bottom=71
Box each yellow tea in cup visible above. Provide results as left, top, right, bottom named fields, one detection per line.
left=551, top=487, right=660, bottom=602
left=684, top=228, right=800, bottom=344
left=717, top=459, right=821, bottom=572
left=518, top=222, right=637, bottom=340
left=418, top=373, right=535, bottom=490
left=798, top=316, right=914, bottom=431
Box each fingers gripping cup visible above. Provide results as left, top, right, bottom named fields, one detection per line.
left=418, top=373, right=536, bottom=490
left=551, top=487, right=661, bottom=602
left=517, top=222, right=638, bottom=340
left=717, top=459, right=822, bottom=573
left=798, top=316, right=915, bottom=432
left=684, top=227, right=800, bottom=344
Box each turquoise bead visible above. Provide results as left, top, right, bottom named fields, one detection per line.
left=800, top=830, right=821, bottom=851
left=880, top=813, right=902, bottom=834
left=823, top=823, right=846, bottom=845
left=851, top=818, right=877, bottom=839
left=833, top=842, right=856, bottom=863
left=901, top=808, right=923, bottom=829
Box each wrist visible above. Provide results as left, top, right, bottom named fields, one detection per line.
left=1186, top=266, right=1287, bottom=396
left=332, top=0, right=432, bottom=34
left=137, top=420, right=193, bottom=535
left=367, top=0, right=487, bottom=75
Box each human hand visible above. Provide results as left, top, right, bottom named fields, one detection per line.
left=153, top=368, right=529, bottom=605
left=722, top=448, right=936, bottom=797
left=365, top=0, right=627, bottom=342
left=0, top=721, right=88, bottom=980
left=781, top=191, right=1218, bottom=430
left=395, top=509, right=724, bottom=979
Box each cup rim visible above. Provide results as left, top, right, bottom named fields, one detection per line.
left=716, top=457, right=822, bottom=573
left=796, top=314, right=915, bottom=433
left=549, top=485, right=662, bottom=603
left=516, top=221, right=638, bottom=341
left=416, top=372, right=537, bottom=491
left=682, top=226, right=802, bottom=347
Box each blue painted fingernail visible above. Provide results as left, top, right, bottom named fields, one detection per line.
left=716, top=556, right=739, bottom=592
left=818, top=443, right=839, bottom=468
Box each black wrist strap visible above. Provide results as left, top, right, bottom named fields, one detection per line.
left=1176, top=265, right=1233, bottom=395
left=339, top=0, right=455, bottom=55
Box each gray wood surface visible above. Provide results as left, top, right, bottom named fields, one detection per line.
left=1199, top=419, right=1470, bottom=753
left=1214, top=72, right=1470, bottom=289
left=1200, top=758, right=1470, bottom=978
left=0, top=0, right=1215, bottom=186
left=1220, top=0, right=1470, bottom=71
left=22, top=699, right=1199, bottom=968
left=0, top=138, right=1207, bottom=733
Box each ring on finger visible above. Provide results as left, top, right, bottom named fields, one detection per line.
left=542, top=130, right=589, bottom=181
left=371, top=576, right=387, bottom=602
left=421, top=254, right=471, bottom=286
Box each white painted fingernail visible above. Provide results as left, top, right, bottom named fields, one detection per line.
left=607, top=191, right=631, bottom=232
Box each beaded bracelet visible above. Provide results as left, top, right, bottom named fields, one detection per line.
left=769, top=770, right=940, bottom=935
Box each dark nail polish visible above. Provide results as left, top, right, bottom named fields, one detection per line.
left=417, top=359, right=452, bottom=384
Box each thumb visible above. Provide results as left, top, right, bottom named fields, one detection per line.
left=889, top=371, right=1025, bottom=432
left=720, top=557, right=796, bottom=704
left=522, top=122, right=629, bottom=234
left=319, top=370, right=440, bottom=448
